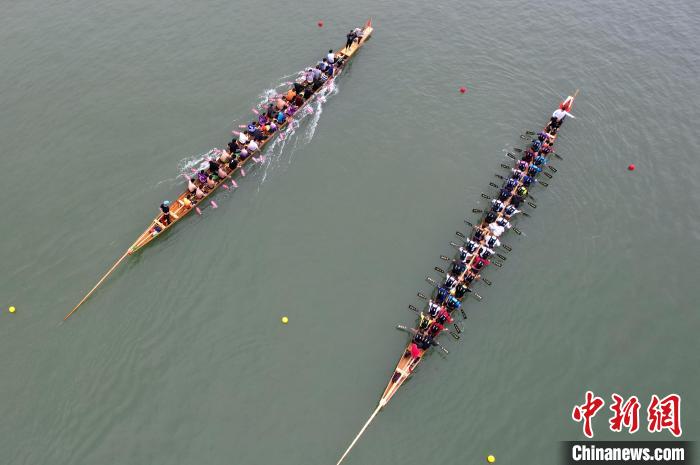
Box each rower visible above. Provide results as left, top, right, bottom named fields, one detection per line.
left=522, top=150, right=535, bottom=163
left=504, top=178, right=518, bottom=191
left=445, top=295, right=461, bottom=311
left=485, top=211, right=498, bottom=224
left=534, top=154, right=547, bottom=166
left=465, top=239, right=479, bottom=253
left=266, top=103, right=275, bottom=118
left=491, top=199, right=505, bottom=213
left=485, top=234, right=501, bottom=249
left=435, top=286, right=449, bottom=304
left=219, top=148, right=232, bottom=164
left=504, top=205, right=520, bottom=219
left=304, top=68, right=314, bottom=84
left=187, top=177, right=197, bottom=194
left=239, top=148, right=249, bottom=160
left=428, top=300, right=441, bottom=317
left=444, top=274, right=458, bottom=289
left=160, top=200, right=172, bottom=225
left=247, top=139, right=259, bottom=153
left=479, top=247, right=494, bottom=260
left=496, top=217, right=511, bottom=230
left=453, top=282, right=471, bottom=299
left=528, top=164, right=542, bottom=177
left=326, top=49, right=335, bottom=64
left=498, top=187, right=512, bottom=202
left=217, top=165, right=228, bottom=179
left=208, top=158, right=220, bottom=175
left=458, top=246, right=471, bottom=263
left=510, top=193, right=524, bottom=208
left=206, top=174, right=216, bottom=188
left=516, top=185, right=528, bottom=197
left=247, top=122, right=256, bottom=133
left=488, top=221, right=505, bottom=237
left=228, top=156, right=239, bottom=171
left=472, top=228, right=486, bottom=242
left=531, top=138, right=542, bottom=153
left=419, top=313, right=430, bottom=331
left=286, top=88, right=296, bottom=102
left=472, top=256, right=490, bottom=272
left=428, top=322, right=444, bottom=337
left=436, top=307, right=453, bottom=324
left=521, top=174, right=534, bottom=187
left=464, top=271, right=479, bottom=284
left=516, top=160, right=528, bottom=171
left=238, top=130, right=249, bottom=145
left=197, top=170, right=208, bottom=184
left=452, top=260, right=467, bottom=276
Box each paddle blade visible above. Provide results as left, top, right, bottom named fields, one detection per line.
left=232, top=130, right=240, bottom=135
left=211, top=201, right=218, bottom=209
left=231, top=180, right=238, bottom=188
left=222, top=184, right=229, bottom=190
left=196, top=207, right=202, bottom=215
left=241, top=168, right=246, bottom=177
left=251, top=108, right=259, bottom=115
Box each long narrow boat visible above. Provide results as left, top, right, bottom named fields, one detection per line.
left=64, top=20, right=374, bottom=321
left=335, top=91, right=578, bottom=465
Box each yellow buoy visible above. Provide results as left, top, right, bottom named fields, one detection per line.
left=9, top=306, right=16, bottom=314
left=487, top=455, right=496, bottom=463
left=281, top=316, right=289, bottom=324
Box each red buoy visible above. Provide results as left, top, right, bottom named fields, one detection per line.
left=317, top=20, right=324, bottom=28
left=628, top=164, right=636, bottom=171
left=459, top=87, right=467, bottom=94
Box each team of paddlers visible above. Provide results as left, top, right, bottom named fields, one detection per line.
left=405, top=102, right=573, bottom=359
left=153, top=39, right=365, bottom=230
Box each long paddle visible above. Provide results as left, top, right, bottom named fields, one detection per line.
left=64, top=251, right=129, bottom=320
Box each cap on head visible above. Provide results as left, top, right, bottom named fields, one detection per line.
left=163, top=200, right=170, bottom=206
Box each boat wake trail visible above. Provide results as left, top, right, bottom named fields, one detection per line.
left=257, top=76, right=339, bottom=187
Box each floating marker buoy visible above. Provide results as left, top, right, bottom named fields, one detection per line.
left=9, top=306, right=16, bottom=314
left=487, top=455, right=496, bottom=463
left=281, top=316, right=289, bottom=324
left=628, top=164, right=635, bottom=171
left=459, top=86, right=467, bottom=94
left=317, top=20, right=324, bottom=28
